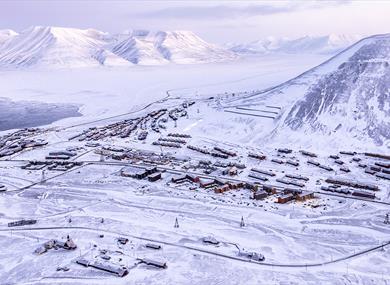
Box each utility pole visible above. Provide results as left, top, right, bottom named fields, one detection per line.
left=174, top=217, right=179, bottom=228
left=41, top=170, right=46, bottom=184
left=384, top=213, right=389, bottom=224
left=240, top=216, right=245, bottom=228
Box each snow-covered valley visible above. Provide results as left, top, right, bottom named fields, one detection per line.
left=0, top=25, right=389, bottom=285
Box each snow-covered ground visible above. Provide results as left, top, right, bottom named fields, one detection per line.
left=0, top=43, right=389, bottom=285
left=0, top=53, right=327, bottom=127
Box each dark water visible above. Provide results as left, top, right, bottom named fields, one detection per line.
left=0, top=98, right=82, bottom=131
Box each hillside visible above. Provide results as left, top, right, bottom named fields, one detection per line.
left=226, top=34, right=390, bottom=149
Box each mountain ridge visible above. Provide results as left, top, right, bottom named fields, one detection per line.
left=0, top=26, right=236, bottom=68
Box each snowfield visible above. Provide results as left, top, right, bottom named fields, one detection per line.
left=0, top=30, right=389, bottom=285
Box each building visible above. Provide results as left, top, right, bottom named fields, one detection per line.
left=148, top=172, right=161, bottom=182
left=199, top=178, right=216, bottom=188
left=238, top=250, right=265, bottom=261
left=117, top=237, right=129, bottom=245
left=145, top=243, right=162, bottom=250
left=253, top=190, right=268, bottom=200
left=8, top=219, right=37, bottom=227
left=277, top=194, right=294, bottom=204
left=296, top=191, right=315, bottom=201
left=352, top=191, right=376, bottom=199
left=138, top=258, right=167, bottom=269
left=214, top=184, right=230, bottom=193
left=76, top=258, right=129, bottom=277
left=202, top=236, right=219, bottom=245
left=263, top=185, right=277, bottom=194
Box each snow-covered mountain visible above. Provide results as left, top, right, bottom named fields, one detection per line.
left=0, top=26, right=236, bottom=68
left=0, top=26, right=131, bottom=68
left=228, top=34, right=362, bottom=55
left=111, top=30, right=236, bottom=65
left=231, top=33, right=390, bottom=148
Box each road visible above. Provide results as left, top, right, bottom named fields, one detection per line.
left=1, top=225, right=388, bottom=269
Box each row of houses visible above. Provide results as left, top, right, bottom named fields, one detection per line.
left=71, top=104, right=191, bottom=142
left=325, top=177, right=379, bottom=191
left=22, top=160, right=82, bottom=171
left=322, top=185, right=376, bottom=199
left=0, top=138, right=47, bottom=157
left=277, top=189, right=314, bottom=204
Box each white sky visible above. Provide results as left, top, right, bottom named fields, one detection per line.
left=0, top=0, right=389, bottom=43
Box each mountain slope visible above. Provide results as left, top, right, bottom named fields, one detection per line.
left=111, top=35, right=169, bottom=65
left=153, top=31, right=236, bottom=64
left=229, top=34, right=362, bottom=55
left=229, top=34, right=390, bottom=148
left=111, top=30, right=236, bottom=65
left=0, top=26, right=131, bottom=68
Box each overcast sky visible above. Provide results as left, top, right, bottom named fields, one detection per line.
left=1, top=1, right=389, bottom=43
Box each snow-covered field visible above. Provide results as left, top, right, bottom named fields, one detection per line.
left=0, top=53, right=327, bottom=126
left=0, top=46, right=389, bottom=285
